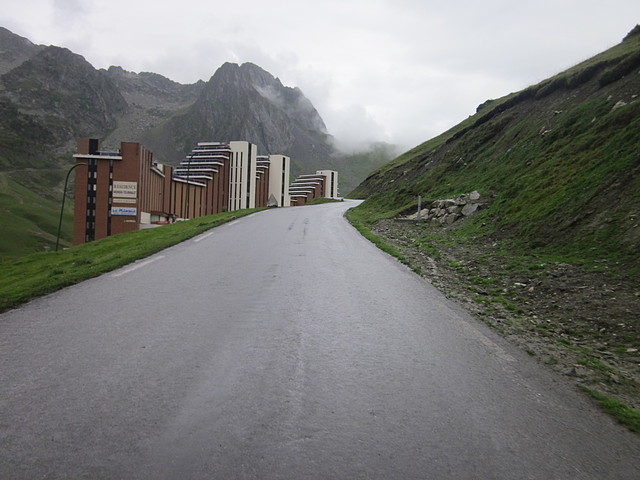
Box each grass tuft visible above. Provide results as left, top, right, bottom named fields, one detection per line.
left=579, top=386, right=640, bottom=432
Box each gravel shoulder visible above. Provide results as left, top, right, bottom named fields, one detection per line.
left=371, top=218, right=640, bottom=413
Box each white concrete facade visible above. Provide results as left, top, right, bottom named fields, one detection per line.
left=267, top=154, right=291, bottom=207
left=316, top=170, right=339, bottom=198
left=229, top=141, right=257, bottom=211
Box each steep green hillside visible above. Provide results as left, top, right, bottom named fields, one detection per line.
left=351, top=26, right=640, bottom=266
left=0, top=166, right=73, bottom=259
left=348, top=27, right=640, bottom=422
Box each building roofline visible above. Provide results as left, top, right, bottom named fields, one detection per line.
left=73, top=153, right=122, bottom=160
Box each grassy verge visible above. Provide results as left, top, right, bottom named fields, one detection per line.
left=580, top=386, right=640, bottom=432
left=346, top=208, right=419, bottom=275
left=304, top=197, right=344, bottom=205
left=347, top=207, right=640, bottom=433
left=0, top=209, right=263, bottom=313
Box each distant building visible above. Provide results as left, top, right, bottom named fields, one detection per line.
left=73, top=139, right=179, bottom=244
left=289, top=174, right=324, bottom=206
left=288, top=170, right=339, bottom=206
left=73, top=137, right=329, bottom=244
left=316, top=170, right=339, bottom=199
left=228, top=141, right=257, bottom=211
left=266, top=154, right=291, bottom=207
left=255, top=155, right=271, bottom=208
left=174, top=142, right=231, bottom=216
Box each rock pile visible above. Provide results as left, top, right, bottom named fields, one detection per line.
left=405, top=191, right=484, bottom=224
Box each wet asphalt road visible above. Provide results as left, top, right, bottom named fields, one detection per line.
left=1, top=200, right=639, bottom=479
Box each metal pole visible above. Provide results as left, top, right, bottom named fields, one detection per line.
left=55, top=163, right=86, bottom=251
left=417, top=195, right=422, bottom=220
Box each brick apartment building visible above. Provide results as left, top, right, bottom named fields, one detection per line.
left=73, top=138, right=337, bottom=244
left=174, top=142, right=231, bottom=217
left=73, top=138, right=175, bottom=244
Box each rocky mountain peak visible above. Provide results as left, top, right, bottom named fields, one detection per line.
left=145, top=61, right=334, bottom=168
left=0, top=26, right=44, bottom=76
left=1, top=45, right=128, bottom=145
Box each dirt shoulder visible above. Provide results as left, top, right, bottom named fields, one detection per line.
left=371, top=218, right=640, bottom=411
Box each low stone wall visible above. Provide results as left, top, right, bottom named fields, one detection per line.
left=405, top=191, right=484, bottom=224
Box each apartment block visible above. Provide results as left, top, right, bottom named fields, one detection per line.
left=228, top=141, right=257, bottom=211
left=255, top=155, right=270, bottom=208
left=73, top=138, right=180, bottom=244
left=73, top=137, right=329, bottom=244
left=316, top=170, right=339, bottom=199
left=174, top=142, right=231, bottom=216
left=288, top=170, right=340, bottom=206
left=267, top=155, right=291, bottom=207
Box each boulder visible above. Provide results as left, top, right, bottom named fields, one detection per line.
left=445, top=213, right=459, bottom=224
left=455, top=195, right=468, bottom=206
left=462, top=203, right=481, bottom=216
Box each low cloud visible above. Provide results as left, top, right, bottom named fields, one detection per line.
left=3, top=0, right=638, bottom=153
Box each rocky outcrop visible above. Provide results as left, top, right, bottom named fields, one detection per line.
left=1, top=46, right=128, bottom=144
left=0, top=27, right=44, bottom=76
left=0, top=43, right=129, bottom=163
left=405, top=191, right=486, bottom=224
left=147, top=62, right=336, bottom=167
left=102, top=67, right=204, bottom=149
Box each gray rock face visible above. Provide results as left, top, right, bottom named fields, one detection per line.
left=1, top=45, right=128, bottom=149
left=0, top=26, right=336, bottom=173
left=0, top=26, right=44, bottom=75
left=153, top=62, right=335, bottom=166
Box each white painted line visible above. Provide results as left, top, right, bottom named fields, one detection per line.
left=226, top=220, right=240, bottom=227
left=194, top=232, right=215, bottom=243
left=110, top=256, right=165, bottom=277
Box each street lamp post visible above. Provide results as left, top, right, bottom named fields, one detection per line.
left=55, top=163, right=86, bottom=251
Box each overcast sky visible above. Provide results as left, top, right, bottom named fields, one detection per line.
left=2, top=0, right=639, bottom=151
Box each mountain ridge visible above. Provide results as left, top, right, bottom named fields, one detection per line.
left=0, top=27, right=339, bottom=171
left=141, top=61, right=335, bottom=170
left=0, top=26, right=394, bottom=257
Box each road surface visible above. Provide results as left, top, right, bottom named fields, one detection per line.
left=1, top=200, right=638, bottom=479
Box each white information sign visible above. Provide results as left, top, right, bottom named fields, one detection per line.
left=111, top=207, right=137, bottom=216
left=112, top=181, right=138, bottom=198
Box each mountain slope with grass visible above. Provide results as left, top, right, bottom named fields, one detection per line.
left=348, top=26, right=640, bottom=426
left=351, top=25, right=640, bottom=265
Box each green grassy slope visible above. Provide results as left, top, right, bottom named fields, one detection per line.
left=350, top=26, right=640, bottom=267
left=0, top=167, right=73, bottom=260
left=0, top=208, right=261, bottom=312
